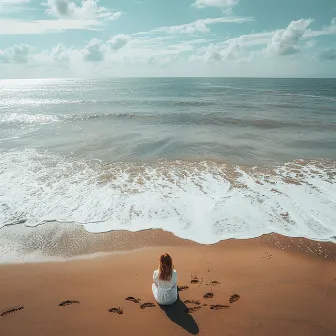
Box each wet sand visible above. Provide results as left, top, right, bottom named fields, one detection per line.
left=0, top=231, right=335, bottom=335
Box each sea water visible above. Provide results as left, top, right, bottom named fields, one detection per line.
left=1, top=78, right=335, bottom=262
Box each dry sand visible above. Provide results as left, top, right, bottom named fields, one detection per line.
left=0, top=231, right=335, bottom=336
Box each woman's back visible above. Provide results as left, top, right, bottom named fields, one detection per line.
left=152, top=253, right=178, bottom=305
left=153, top=269, right=177, bottom=289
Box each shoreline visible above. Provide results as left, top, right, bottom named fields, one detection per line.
left=0, top=231, right=335, bottom=335
left=2, top=224, right=336, bottom=264
left=2, top=149, right=335, bottom=252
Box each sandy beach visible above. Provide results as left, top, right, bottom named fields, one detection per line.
left=0, top=231, right=335, bottom=336
left=1, top=1, right=336, bottom=334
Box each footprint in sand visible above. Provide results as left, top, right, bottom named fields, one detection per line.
left=211, top=281, right=220, bottom=285
left=229, top=293, right=240, bottom=303
left=203, top=304, right=208, bottom=307
left=1, top=307, right=24, bottom=317
left=190, top=276, right=200, bottom=284
left=203, top=292, right=214, bottom=299
left=59, top=300, right=79, bottom=307
left=184, top=300, right=201, bottom=305
left=125, top=296, right=140, bottom=304
left=210, top=304, right=230, bottom=310
left=178, top=285, right=189, bottom=292
left=140, top=302, right=155, bottom=309
left=262, top=252, right=272, bottom=259
left=108, top=307, right=123, bottom=314
left=185, top=306, right=201, bottom=313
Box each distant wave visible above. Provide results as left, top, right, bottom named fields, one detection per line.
left=0, top=113, right=59, bottom=125
left=281, top=92, right=336, bottom=101
left=203, top=85, right=336, bottom=101
left=266, top=103, right=301, bottom=109
left=145, top=114, right=336, bottom=130
left=0, top=112, right=146, bottom=125
left=0, top=98, right=217, bottom=108
left=0, top=99, right=88, bottom=107
left=212, top=117, right=336, bottom=130
left=1, top=111, right=336, bottom=131
left=83, top=113, right=336, bottom=130
left=173, top=101, right=216, bottom=106
left=0, top=136, right=20, bottom=141
left=85, top=112, right=140, bottom=120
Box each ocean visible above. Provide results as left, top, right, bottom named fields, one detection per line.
left=1, top=77, right=335, bottom=262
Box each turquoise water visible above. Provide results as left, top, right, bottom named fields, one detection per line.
left=1, top=78, right=336, bottom=165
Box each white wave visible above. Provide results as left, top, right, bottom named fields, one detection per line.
left=0, top=150, right=335, bottom=262
left=0, top=98, right=78, bottom=107
left=0, top=136, right=19, bottom=141
left=0, top=113, right=59, bottom=125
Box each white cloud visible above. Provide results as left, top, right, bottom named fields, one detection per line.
left=305, top=18, right=336, bottom=37
left=147, top=54, right=180, bottom=66
left=0, top=44, right=32, bottom=63
left=50, top=43, right=71, bottom=64
left=158, top=20, right=209, bottom=34
left=0, top=0, right=30, bottom=6
left=305, top=40, right=316, bottom=48
left=83, top=38, right=105, bottom=62
left=0, top=0, right=31, bottom=14
left=266, top=19, right=314, bottom=55
left=2, top=37, right=336, bottom=79
left=194, top=0, right=238, bottom=10
left=33, top=43, right=85, bottom=69
left=0, top=19, right=102, bottom=34
left=222, top=31, right=273, bottom=48
left=81, top=34, right=194, bottom=65
left=214, top=40, right=241, bottom=60
left=191, top=30, right=273, bottom=62
left=319, top=49, right=336, bottom=60
left=191, top=38, right=244, bottom=62
left=1, top=15, right=335, bottom=78
left=331, top=18, right=336, bottom=32
left=152, top=16, right=252, bottom=35
left=80, top=34, right=131, bottom=63
left=0, top=0, right=30, bottom=2
left=191, top=19, right=316, bottom=62
left=45, top=0, right=122, bottom=21
left=108, top=34, right=131, bottom=50
left=191, top=18, right=321, bottom=63
left=2, top=33, right=184, bottom=68
left=109, top=35, right=198, bottom=65
left=1, top=0, right=122, bottom=33
left=0, top=1, right=123, bottom=35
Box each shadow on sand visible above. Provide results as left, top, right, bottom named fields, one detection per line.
left=159, top=297, right=199, bottom=335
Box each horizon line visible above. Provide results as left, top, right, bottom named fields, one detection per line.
left=1, top=76, right=336, bottom=81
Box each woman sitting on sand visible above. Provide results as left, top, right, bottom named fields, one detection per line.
left=152, top=253, right=177, bottom=305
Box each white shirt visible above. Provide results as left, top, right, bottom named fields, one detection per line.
left=152, top=270, right=178, bottom=305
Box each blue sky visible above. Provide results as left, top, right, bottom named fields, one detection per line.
left=0, top=0, right=335, bottom=78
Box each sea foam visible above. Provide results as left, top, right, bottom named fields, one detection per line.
left=0, top=149, right=335, bottom=260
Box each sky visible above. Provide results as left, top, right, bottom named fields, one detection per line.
left=0, top=0, right=335, bottom=78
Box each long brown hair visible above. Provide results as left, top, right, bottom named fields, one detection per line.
left=158, top=253, right=173, bottom=281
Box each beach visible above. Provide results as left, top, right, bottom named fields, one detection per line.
left=1, top=0, right=336, bottom=331
left=1, top=231, right=335, bottom=335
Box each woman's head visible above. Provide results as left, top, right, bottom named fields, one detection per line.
left=158, top=253, right=173, bottom=281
